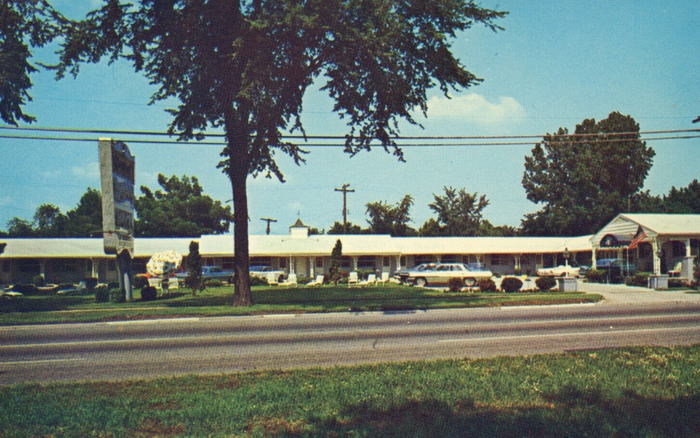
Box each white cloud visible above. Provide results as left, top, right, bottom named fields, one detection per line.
left=71, top=162, right=100, bottom=179
left=425, top=93, right=526, bottom=125
left=40, top=169, right=62, bottom=178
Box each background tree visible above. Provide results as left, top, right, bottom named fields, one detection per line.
left=0, top=1, right=62, bottom=125
left=522, top=111, right=655, bottom=236
left=32, top=204, right=66, bottom=237
left=327, top=221, right=366, bottom=235
left=51, top=0, right=506, bottom=306
left=328, top=239, right=343, bottom=285
left=135, top=174, right=233, bottom=237
left=185, top=240, right=204, bottom=295
left=5, top=218, right=35, bottom=237
left=426, top=186, right=489, bottom=236
left=63, top=188, right=103, bottom=236
left=365, top=195, right=416, bottom=236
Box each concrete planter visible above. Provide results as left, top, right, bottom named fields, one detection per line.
left=557, top=277, right=578, bottom=292
left=647, top=275, right=669, bottom=290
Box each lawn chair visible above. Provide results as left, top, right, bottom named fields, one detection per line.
left=668, top=261, right=683, bottom=277
left=359, top=273, right=377, bottom=286
left=306, top=275, right=324, bottom=286
left=266, top=271, right=279, bottom=285
left=378, top=272, right=390, bottom=284
left=278, top=273, right=297, bottom=287
left=347, top=271, right=359, bottom=286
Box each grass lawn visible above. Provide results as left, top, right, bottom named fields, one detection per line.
left=0, top=284, right=602, bottom=325
left=1, top=345, right=699, bottom=437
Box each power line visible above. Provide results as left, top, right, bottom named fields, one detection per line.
left=0, top=125, right=698, bottom=140
left=0, top=133, right=698, bottom=147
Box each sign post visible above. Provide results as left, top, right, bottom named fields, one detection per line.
left=99, top=138, right=135, bottom=301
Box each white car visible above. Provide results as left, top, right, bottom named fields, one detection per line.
left=404, top=263, right=493, bottom=287
left=249, top=266, right=285, bottom=283
left=536, top=264, right=580, bottom=277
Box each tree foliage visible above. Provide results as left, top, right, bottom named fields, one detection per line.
left=426, top=186, right=489, bottom=236
left=328, top=239, right=343, bottom=285
left=327, top=221, right=366, bottom=235
left=0, top=0, right=62, bottom=125
left=185, top=240, right=204, bottom=295
left=365, top=195, right=416, bottom=236
left=135, top=174, right=233, bottom=237
left=522, top=112, right=655, bottom=236
left=631, top=179, right=700, bottom=214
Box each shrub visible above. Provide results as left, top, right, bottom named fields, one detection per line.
left=478, top=278, right=497, bottom=292
left=625, top=272, right=651, bottom=287
left=694, top=263, right=700, bottom=288
left=585, top=269, right=606, bottom=283
left=141, top=286, right=157, bottom=301
left=205, top=279, right=224, bottom=288
left=133, top=275, right=149, bottom=289
left=500, top=277, right=523, bottom=293
left=109, top=287, right=125, bottom=303
left=95, top=285, right=109, bottom=302
left=250, top=276, right=267, bottom=286
left=535, top=277, right=557, bottom=292
left=668, top=278, right=687, bottom=289
left=32, top=275, right=46, bottom=287
left=447, top=277, right=463, bottom=292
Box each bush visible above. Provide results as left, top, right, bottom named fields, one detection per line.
left=141, top=286, right=157, bottom=301
left=694, top=263, right=700, bottom=288
left=625, top=272, right=651, bottom=287
left=585, top=269, right=606, bottom=283
left=535, top=277, right=557, bottom=292
left=500, top=277, right=523, bottom=293
left=95, top=285, right=109, bottom=302
left=133, top=275, right=149, bottom=289
left=447, top=277, right=463, bottom=292
left=478, top=278, right=497, bottom=292
left=109, top=288, right=125, bottom=303
left=668, top=278, right=687, bottom=289
left=32, top=275, right=46, bottom=287
left=250, top=276, right=267, bottom=286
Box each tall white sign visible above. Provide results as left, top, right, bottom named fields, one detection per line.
left=99, top=138, right=135, bottom=256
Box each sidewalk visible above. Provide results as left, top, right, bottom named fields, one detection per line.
left=580, top=280, right=700, bottom=305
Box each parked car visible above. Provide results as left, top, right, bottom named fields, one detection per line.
left=537, top=261, right=589, bottom=278
left=401, top=262, right=493, bottom=287
left=594, top=258, right=636, bottom=277
left=177, top=266, right=234, bottom=282
left=249, top=265, right=285, bottom=283
left=397, top=263, right=436, bottom=284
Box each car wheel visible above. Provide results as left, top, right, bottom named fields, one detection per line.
left=463, top=277, right=476, bottom=287
left=415, top=277, right=427, bottom=288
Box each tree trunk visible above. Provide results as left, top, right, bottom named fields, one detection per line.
left=230, top=167, right=252, bottom=306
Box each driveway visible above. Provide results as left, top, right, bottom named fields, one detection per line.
left=580, top=280, right=700, bottom=305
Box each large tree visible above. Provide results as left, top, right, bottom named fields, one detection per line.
left=522, top=112, right=655, bottom=236
left=425, top=186, right=489, bottom=236
left=365, top=195, right=416, bottom=236
left=18, top=1, right=505, bottom=306
left=0, top=0, right=62, bottom=125
left=135, top=174, right=233, bottom=237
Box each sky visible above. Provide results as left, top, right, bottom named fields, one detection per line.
left=1, top=1, right=698, bottom=235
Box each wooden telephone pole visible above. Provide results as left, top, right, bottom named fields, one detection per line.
left=334, top=183, right=355, bottom=233
left=260, top=217, right=277, bottom=235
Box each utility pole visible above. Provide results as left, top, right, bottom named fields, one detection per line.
left=334, top=183, right=355, bottom=233
left=260, top=217, right=277, bottom=235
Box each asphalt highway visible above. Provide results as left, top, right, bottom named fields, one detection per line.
left=2, top=301, right=700, bottom=385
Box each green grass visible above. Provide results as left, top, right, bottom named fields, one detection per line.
left=0, top=284, right=602, bottom=325
left=1, top=345, right=699, bottom=437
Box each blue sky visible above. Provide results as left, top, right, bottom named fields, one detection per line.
left=1, top=1, right=698, bottom=235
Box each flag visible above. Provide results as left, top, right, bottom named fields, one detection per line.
left=628, top=230, right=647, bottom=250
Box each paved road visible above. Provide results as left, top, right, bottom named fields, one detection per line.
left=2, top=299, right=699, bottom=385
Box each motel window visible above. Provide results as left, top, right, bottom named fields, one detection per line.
left=222, top=257, right=236, bottom=270
left=414, top=255, right=434, bottom=265
left=383, top=257, right=390, bottom=267
left=316, top=258, right=324, bottom=269
left=358, top=256, right=375, bottom=269
left=108, top=260, right=116, bottom=272
left=491, top=254, right=511, bottom=266
left=441, top=254, right=458, bottom=263
left=341, top=257, right=352, bottom=268
left=671, top=241, right=686, bottom=258
left=279, top=258, right=287, bottom=268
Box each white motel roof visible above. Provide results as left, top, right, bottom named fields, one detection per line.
left=592, top=213, right=700, bottom=244
left=0, top=233, right=593, bottom=259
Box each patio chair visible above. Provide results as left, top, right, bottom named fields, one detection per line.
left=278, top=273, right=298, bottom=287
left=347, top=271, right=359, bottom=286
left=359, top=273, right=377, bottom=286
left=378, top=272, right=390, bottom=284
left=668, top=261, right=683, bottom=277
left=306, top=275, right=324, bottom=286
left=266, top=271, right=279, bottom=285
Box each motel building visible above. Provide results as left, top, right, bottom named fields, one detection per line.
left=0, top=214, right=698, bottom=285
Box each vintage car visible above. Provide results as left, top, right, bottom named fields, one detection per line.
left=396, top=263, right=436, bottom=284
left=249, top=265, right=286, bottom=283
left=176, top=266, right=234, bottom=282
left=401, top=262, right=493, bottom=287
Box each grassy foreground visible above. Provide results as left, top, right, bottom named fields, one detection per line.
left=1, top=345, right=699, bottom=437
left=0, top=284, right=601, bottom=325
